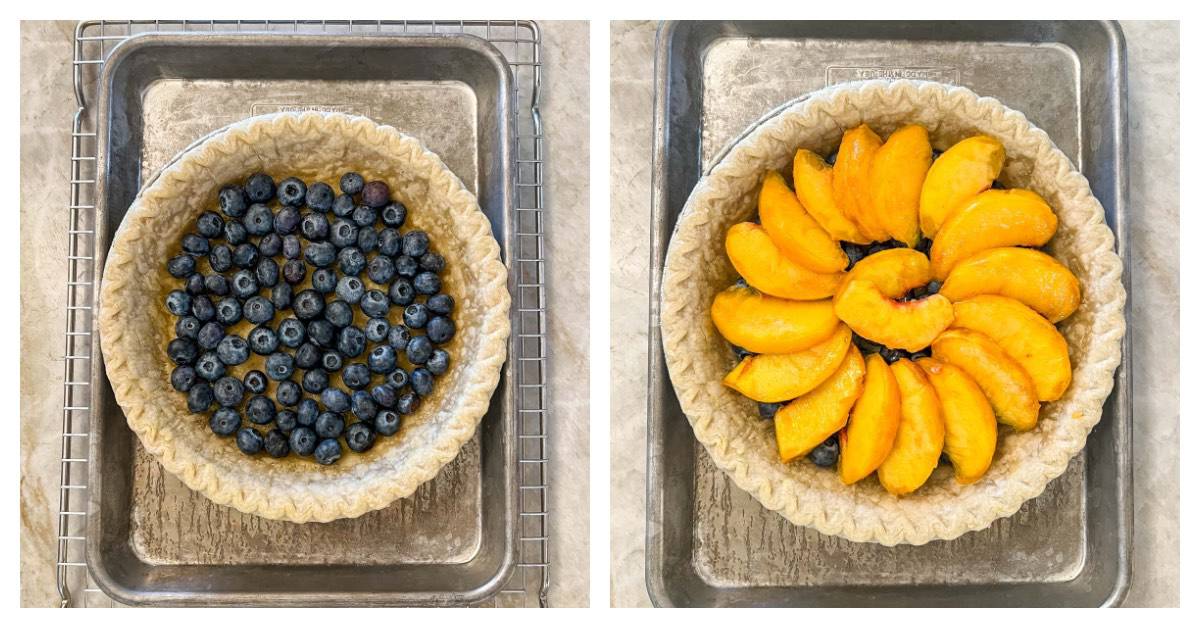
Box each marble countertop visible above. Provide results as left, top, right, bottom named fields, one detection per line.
left=19, top=20, right=589, bottom=608
left=609, top=20, right=1178, bottom=607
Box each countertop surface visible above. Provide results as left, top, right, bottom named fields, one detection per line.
left=609, top=20, right=1179, bottom=607
left=19, top=20, right=589, bottom=608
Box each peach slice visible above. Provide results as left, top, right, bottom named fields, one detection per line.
left=835, top=247, right=931, bottom=302
left=877, top=359, right=944, bottom=495
left=793, top=149, right=870, bottom=244
left=839, top=352, right=901, bottom=485
left=932, top=328, right=1041, bottom=431
left=726, top=223, right=844, bottom=300
left=774, top=346, right=866, bottom=463
left=833, top=124, right=890, bottom=242
left=710, top=285, right=841, bottom=354
left=868, top=124, right=932, bottom=246
left=939, top=247, right=1081, bottom=323
left=952, top=295, right=1072, bottom=401
left=930, top=188, right=1058, bottom=280
left=833, top=279, right=954, bottom=352
left=724, top=325, right=852, bottom=403
left=758, top=171, right=848, bottom=274
left=917, top=358, right=997, bottom=484
left=918, top=135, right=1005, bottom=238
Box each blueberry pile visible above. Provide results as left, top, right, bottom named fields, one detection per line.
left=165, top=172, right=456, bottom=465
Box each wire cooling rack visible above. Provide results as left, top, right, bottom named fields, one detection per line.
left=56, top=20, right=549, bottom=608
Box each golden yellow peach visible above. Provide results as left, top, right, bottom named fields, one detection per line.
left=834, top=279, right=954, bottom=352
left=792, top=149, right=870, bottom=244
left=758, top=171, right=848, bottom=274
left=939, top=247, right=1080, bottom=323
left=930, top=188, right=1058, bottom=280
left=833, top=124, right=890, bottom=242
left=918, top=135, right=1005, bottom=238
left=868, top=124, right=932, bottom=246
left=835, top=248, right=931, bottom=302
left=932, top=328, right=1041, bottom=431
left=952, top=295, right=1072, bottom=401
left=725, top=223, right=844, bottom=300
left=723, top=325, right=852, bottom=403
left=917, top=358, right=997, bottom=484
left=710, top=285, right=841, bottom=354
left=877, top=359, right=944, bottom=495
left=774, top=346, right=866, bottom=463
left=839, top=352, right=901, bottom=485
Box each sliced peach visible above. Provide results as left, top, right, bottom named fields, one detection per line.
left=918, top=135, right=1005, bottom=238
left=839, top=353, right=901, bottom=485
left=833, top=279, right=954, bottom=352
left=916, top=358, right=997, bottom=484
left=952, top=295, right=1072, bottom=401
left=792, top=149, right=870, bottom=244
left=774, top=346, right=866, bottom=463
left=725, top=223, right=844, bottom=300
left=939, top=247, right=1080, bottom=323
left=930, top=188, right=1058, bottom=280
left=835, top=248, right=931, bottom=302
left=758, top=171, right=848, bottom=274
left=932, top=328, right=1041, bottom=431
left=833, top=124, right=890, bottom=242
left=868, top=124, right=932, bottom=246
left=877, top=359, right=944, bottom=495
left=710, top=285, right=840, bottom=354
left=724, top=325, right=852, bottom=403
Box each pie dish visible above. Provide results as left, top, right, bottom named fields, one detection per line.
left=99, top=112, right=510, bottom=523
left=660, top=80, right=1125, bottom=545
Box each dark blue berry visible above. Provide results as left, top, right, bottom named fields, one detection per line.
left=259, top=232, right=283, bottom=257
left=274, top=206, right=302, bottom=236
left=381, top=202, right=406, bottom=227
left=427, top=316, right=455, bottom=344
left=209, top=244, right=233, bottom=273
left=314, top=438, right=342, bottom=465
left=243, top=203, right=274, bottom=236
left=282, top=234, right=302, bottom=259
left=413, top=272, right=440, bottom=295
left=364, top=317, right=389, bottom=343
left=219, top=185, right=249, bottom=218
left=336, top=276, right=365, bottom=304
left=304, top=367, right=330, bottom=393
left=278, top=317, right=305, bottom=348
left=294, top=342, right=321, bottom=369
left=297, top=399, right=319, bottom=427
left=265, top=352, right=296, bottom=381
left=223, top=221, right=248, bottom=246
left=368, top=345, right=396, bottom=374
left=301, top=212, right=330, bottom=241
left=367, top=256, right=395, bottom=284
left=231, top=270, right=258, bottom=298
left=345, top=421, right=376, bottom=452
left=852, top=334, right=883, bottom=354
left=186, top=273, right=207, bottom=296
left=243, top=370, right=268, bottom=394
left=394, top=255, right=419, bottom=278
left=233, top=243, right=260, bottom=270
left=217, top=335, right=250, bottom=365
left=191, top=295, right=215, bottom=321
left=197, top=211, right=223, bottom=238
left=195, top=352, right=226, bottom=381
left=370, top=384, right=396, bottom=408
left=337, top=326, right=367, bottom=358
left=374, top=409, right=401, bottom=436
left=386, top=368, right=409, bottom=389
left=401, top=231, right=429, bottom=258
left=841, top=242, right=867, bottom=270
left=307, top=319, right=336, bottom=348
left=263, top=429, right=290, bottom=457
left=243, top=296, right=274, bottom=325
left=356, top=226, right=378, bottom=253
left=271, top=283, right=292, bottom=311
left=181, top=233, right=210, bottom=255
left=276, top=380, right=301, bottom=406
left=215, top=298, right=241, bottom=326
left=320, top=388, right=350, bottom=413
left=245, top=395, right=276, bottom=425
left=332, top=194, right=356, bottom=217
left=236, top=427, right=264, bottom=454
left=277, top=177, right=307, bottom=206
left=427, top=294, right=454, bottom=315
left=292, top=289, right=325, bottom=320
left=808, top=435, right=840, bottom=467
left=248, top=326, right=279, bottom=355
left=915, top=237, right=933, bottom=255
left=361, top=180, right=390, bottom=208
left=395, top=391, right=419, bottom=415
left=213, top=376, right=244, bottom=407
left=209, top=407, right=241, bottom=436
left=406, top=336, right=433, bottom=365
left=352, top=205, right=376, bottom=228
left=305, top=182, right=335, bottom=211
left=758, top=402, right=782, bottom=419
left=168, top=338, right=199, bottom=365
left=925, top=280, right=941, bottom=295
left=167, top=254, right=196, bottom=278
left=176, top=316, right=201, bottom=339
left=324, top=300, right=353, bottom=328
left=879, top=347, right=907, bottom=364
left=427, top=349, right=450, bottom=375
left=171, top=365, right=197, bottom=392
left=290, top=426, right=318, bottom=456
left=419, top=252, right=445, bottom=272
left=205, top=274, right=229, bottom=296
left=244, top=173, right=275, bottom=203
left=360, top=290, right=389, bottom=318
left=403, top=303, right=430, bottom=329
left=338, top=364, right=368, bottom=391
left=377, top=228, right=402, bottom=256
left=305, top=241, right=336, bottom=268
left=312, top=268, right=338, bottom=293
left=388, top=278, right=415, bottom=306
left=166, top=290, right=192, bottom=316
left=320, top=350, right=344, bottom=373
left=339, top=172, right=364, bottom=195
left=187, top=382, right=214, bottom=412
left=411, top=368, right=434, bottom=396
left=351, top=390, right=377, bottom=421
left=329, top=219, right=358, bottom=249
left=283, top=260, right=307, bottom=285
left=197, top=321, right=224, bottom=350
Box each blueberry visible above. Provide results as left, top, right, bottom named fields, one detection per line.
left=401, top=231, right=429, bottom=258
left=336, top=276, right=365, bottom=304
left=403, top=303, right=430, bottom=329
left=342, top=363, right=371, bottom=390
left=395, top=391, right=419, bottom=415
left=263, top=429, right=290, bottom=458
left=212, top=375, right=244, bottom=408
left=758, top=402, right=782, bottom=419
left=320, top=388, right=350, bottom=413
left=808, top=435, right=839, bottom=468
left=427, top=349, right=450, bottom=375
left=277, top=177, right=307, bottom=206
left=215, top=298, right=242, bottom=326
left=243, top=370, right=268, bottom=394
left=244, top=296, right=274, bottom=325
left=231, top=270, right=258, bottom=298
left=191, top=295, right=215, bottom=321
left=167, top=254, right=196, bottom=278
left=925, top=280, right=941, bottom=295
left=290, top=426, right=318, bottom=456
left=236, top=427, right=264, bottom=454
left=276, top=380, right=301, bottom=407
left=297, top=399, right=319, bottom=427
left=314, top=406, right=351, bottom=437
left=386, top=368, right=409, bottom=389
left=320, top=351, right=343, bottom=373
left=243, top=203, right=274, bottom=236
left=301, top=212, right=330, bottom=241
left=427, top=316, right=455, bottom=344
left=197, top=211, right=224, bottom=238
left=245, top=173, right=275, bottom=203
left=351, top=390, right=378, bottom=421
left=915, top=237, right=933, bottom=255
left=852, top=334, right=883, bottom=355
left=218, top=185, right=249, bottom=218
left=274, top=206, right=302, bottom=236
left=329, top=219, right=358, bottom=249
left=381, top=202, right=407, bottom=227
left=176, top=316, right=201, bottom=339
left=368, top=345, right=396, bottom=374
left=197, top=321, right=225, bottom=350
left=879, top=347, right=907, bottom=364
left=278, top=317, right=306, bottom=348
left=360, top=290, right=389, bottom=318
left=246, top=395, right=276, bottom=425
left=209, top=244, right=233, bottom=273
left=305, top=182, right=335, bottom=211
left=364, top=318, right=389, bottom=343
left=209, top=407, right=241, bottom=436
left=304, top=367, right=330, bottom=393
left=419, top=252, right=445, bottom=273
left=265, top=351, right=296, bottom=380
left=866, top=240, right=903, bottom=256
left=388, top=278, right=415, bottom=306
left=394, top=255, right=419, bottom=278
left=295, top=342, right=321, bottom=369
left=345, top=421, right=376, bottom=453
left=223, top=221, right=248, bottom=246
left=248, top=326, right=279, bottom=355
left=205, top=274, right=229, bottom=296
left=374, top=409, right=401, bottom=435
left=413, top=272, right=441, bottom=295
left=171, top=365, right=197, bottom=392
left=324, top=300, right=353, bottom=328
left=195, top=352, right=226, bottom=381
left=187, top=382, right=214, bottom=413
left=427, top=294, right=454, bottom=315
left=307, top=319, right=336, bottom=348
left=259, top=232, right=283, bottom=258
left=185, top=273, right=207, bottom=296
left=332, top=193, right=356, bottom=217
left=334, top=250, right=365, bottom=281
left=841, top=242, right=867, bottom=269
left=217, top=335, right=250, bottom=365
left=411, top=368, right=434, bottom=396
left=356, top=226, right=378, bottom=252
left=361, top=180, right=390, bottom=208
left=305, top=241, right=336, bottom=268
left=292, top=289, right=325, bottom=320
left=338, top=326, right=367, bottom=358
left=377, top=228, right=402, bottom=256
left=339, top=172, right=365, bottom=195
left=181, top=233, right=210, bottom=255
left=312, top=268, right=338, bottom=293
left=314, top=438, right=342, bottom=465
left=351, top=204, right=376, bottom=228
left=282, top=234, right=302, bottom=259
left=405, top=336, right=433, bottom=365
left=370, top=384, right=396, bottom=408
left=255, top=259, right=279, bottom=288
left=271, top=283, right=292, bottom=311
left=166, top=290, right=192, bottom=316
left=233, top=243, right=260, bottom=269
left=283, top=259, right=307, bottom=285
left=367, top=256, right=395, bottom=284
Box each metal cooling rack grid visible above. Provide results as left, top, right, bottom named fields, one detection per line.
left=57, top=19, right=549, bottom=608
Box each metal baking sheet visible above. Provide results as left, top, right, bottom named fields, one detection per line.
left=86, top=32, right=517, bottom=606
left=646, top=20, right=1131, bottom=607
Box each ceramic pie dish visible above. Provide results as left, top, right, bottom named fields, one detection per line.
left=660, top=80, right=1125, bottom=545
left=98, top=111, right=510, bottom=523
